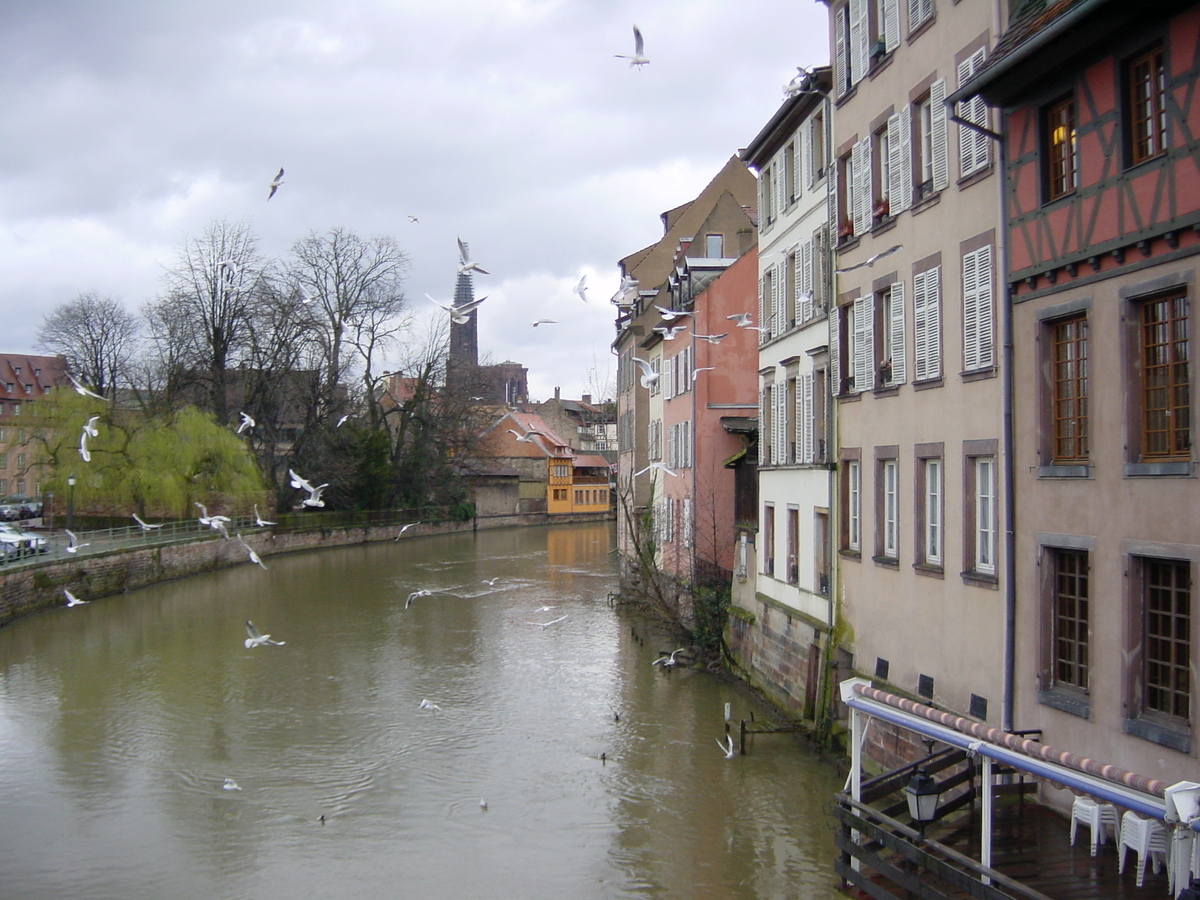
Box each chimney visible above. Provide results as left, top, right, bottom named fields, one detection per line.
left=554, top=387, right=560, bottom=400
left=581, top=394, right=591, bottom=405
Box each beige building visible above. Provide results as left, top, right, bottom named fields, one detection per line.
left=0, top=353, right=68, bottom=506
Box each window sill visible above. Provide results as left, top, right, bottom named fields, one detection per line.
left=912, top=377, right=944, bottom=392
left=1123, top=716, right=1191, bottom=754
left=910, top=190, right=942, bottom=217
left=961, top=569, right=999, bottom=589
left=835, top=389, right=864, bottom=402
left=837, top=235, right=861, bottom=253
left=956, top=163, right=994, bottom=191
left=835, top=84, right=859, bottom=109
left=872, top=555, right=900, bottom=569
left=868, top=51, right=893, bottom=80
left=961, top=366, right=996, bottom=383
left=871, top=215, right=898, bottom=236
left=906, top=15, right=936, bottom=43
left=1124, top=461, right=1193, bottom=477
left=1038, top=689, right=1090, bottom=719
left=1037, top=464, right=1092, bottom=478
left=839, top=549, right=862, bottom=562
left=912, top=562, right=944, bottom=579
left=873, top=384, right=900, bottom=397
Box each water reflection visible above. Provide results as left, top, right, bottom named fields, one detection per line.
left=0, top=522, right=840, bottom=899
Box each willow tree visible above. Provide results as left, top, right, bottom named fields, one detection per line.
left=36, top=391, right=263, bottom=518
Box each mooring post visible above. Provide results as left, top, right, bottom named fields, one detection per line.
left=740, top=719, right=746, bottom=755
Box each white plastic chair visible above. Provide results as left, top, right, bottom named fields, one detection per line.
left=1118, top=811, right=1169, bottom=887
left=1069, top=796, right=1119, bottom=856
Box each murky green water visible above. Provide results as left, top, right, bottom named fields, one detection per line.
left=0, top=522, right=841, bottom=899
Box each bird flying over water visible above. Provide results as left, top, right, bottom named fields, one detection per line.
left=132, top=513, right=163, bottom=531
left=419, top=698, right=442, bottom=712
left=237, top=535, right=267, bottom=570
left=64, top=588, right=86, bottom=607
left=631, top=357, right=658, bottom=388
left=253, top=505, right=276, bottom=527
left=394, top=522, right=420, bottom=541
left=457, top=237, right=489, bottom=276
left=482, top=578, right=500, bottom=586
left=615, top=24, right=649, bottom=67
left=267, top=167, right=285, bottom=200
left=65, top=530, right=90, bottom=554
left=406, top=589, right=431, bottom=609
left=244, top=620, right=284, bottom=648
left=652, top=648, right=686, bottom=667
left=527, top=615, right=567, bottom=628
left=717, top=734, right=736, bottom=759
left=223, top=777, right=242, bottom=791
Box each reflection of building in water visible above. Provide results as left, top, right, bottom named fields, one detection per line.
left=545, top=522, right=612, bottom=569
left=446, top=253, right=528, bottom=406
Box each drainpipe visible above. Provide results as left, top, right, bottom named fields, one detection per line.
left=947, top=98, right=1014, bottom=733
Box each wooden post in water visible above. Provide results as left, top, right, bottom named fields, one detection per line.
left=740, top=719, right=747, bottom=755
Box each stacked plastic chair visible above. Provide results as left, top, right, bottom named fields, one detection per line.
left=1118, top=810, right=1169, bottom=887
left=1069, top=796, right=1120, bottom=856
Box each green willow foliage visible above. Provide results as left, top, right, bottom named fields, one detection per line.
left=36, top=390, right=264, bottom=517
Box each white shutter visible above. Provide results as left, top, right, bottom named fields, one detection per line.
left=957, top=48, right=990, bottom=178
left=896, top=104, right=913, bottom=213
left=852, top=137, right=871, bottom=238
left=799, top=371, right=814, bottom=463
left=758, top=387, right=766, bottom=464
left=773, top=264, right=785, bottom=338
left=913, top=272, right=930, bottom=380
left=800, top=239, right=814, bottom=322
left=849, top=0, right=868, bottom=87
left=835, top=2, right=849, bottom=96
left=829, top=154, right=840, bottom=234
left=963, top=245, right=994, bottom=370
left=804, top=121, right=816, bottom=189
left=775, top=386, right=788, bottom=465
left=890, top=280, right=907, bottom=384
left=883, top=0, right=900, bottom=52
left=930, top=78, right=949, bottom=192
left=853, top=295, right=873, bottom=393
left=758, top=276, right=766, bottom=345
left=922, top=266, right=942, bottom=379
left=829, top=305, right=842, bottom=396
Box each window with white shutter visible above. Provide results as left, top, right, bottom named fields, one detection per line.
left=758, top=387, right=767, bottom=464
left=956, top=48, right=990, bottom=178
left=889, top=279, right=907, bottom=384
left=798, top=371, right=815, bottom=463
left=882, top=0, right=900, bottom=52
left=852, top=137, right=872, bottom=237
left=775, top=387, right=788, bottom=465
left=853, top=295, right=874, bottom=393
left=830, top=304, right=843, bottom=394
left=886, top=109, right=913, bottom=214
left=962, top=245, right=994, bottom=371
left=913, top=266, right=942, bottom=381
left=800, top=240, right=814, bottom=322
left=908, top=0, right=933, bottom=32
left=849, top=0, right=868, bottom=88
left=758, top=276, right=766, bottom=345
left=835, top=3, right=851, bottom=97
left=930, top=78, right=949, bottom=192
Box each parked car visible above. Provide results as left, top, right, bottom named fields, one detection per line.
left=0, top=504, right=20, bottom=521
left=0, top=523, right=48, bottom=556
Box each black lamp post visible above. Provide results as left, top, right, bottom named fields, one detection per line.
left=904, top=768, right=942, bottom=837
left=66, top=474, right=76, bottom=532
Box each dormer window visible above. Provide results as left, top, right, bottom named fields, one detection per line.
left=23, top=384, right=31, bottom=394
left=5, top=384, right=12, bottom=393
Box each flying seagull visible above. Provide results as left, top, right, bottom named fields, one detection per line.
left=408, top=215, right=420, bottom=223
left=236, top=412, right=255, bottom=434
left=615, top=24, right=649, bottom=67
left=835, top=244, right=903, bottom=274
left=82, top=416, right=100, bottom=438
left=394, top=522, right=421, bottom=541
left=405, top=589, right=431, bottom=609
left=631, top=357, right=659, bottom=388
left=531, top=319, right=558, bottom=327
left=634, top=462, right=677, bottom=478
left=572, top=275, right=588, bottom=302
left=652, top=324, right=688, bottom=340
left=223, top=777, right=242, bottom=791
left=195, top=503, right=232, bottom=539
left=652, top=648, right=686, bottom=667
left=64, top=588, right=87, bottom=607
left=527, top=615, right=567, bottom=628
left=78, top=430, right=91, bottom=462
left=132, top=513, right=163, bottom=531
left=66, top=372, right=105, bottom=401
left=237, top=535, right=267, bottom=570
left=726, top=312, right=765, bottom=331
left=456, top=237, right=489, bottom=276
left=267, top=167, right=285, bottom=200
left=693, top=366, right=717, bottom=381
left=244, top=620, right=284, bottom=648
left=253, top=505, right=276, bottom=527
left=426, top=293, right=487, bottom=325
left=482, top=577, right=501, bottom=586
left=288, top=470, right=328, bottom=507
left=418, top=699, right=442, bottom=712
left=64, top=530, right=90, bottom=554
left=717, top=734, right=736, bottom=759
left=655, top=305, right=690, bottom=322
left=506, top=428, right=546, bottom=444
left=692, top=332, right=729, bottom=344
left=336, top=414, right=350, bottom=427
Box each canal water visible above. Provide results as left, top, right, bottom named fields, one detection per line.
left=0, top=522, right=842, bottom=899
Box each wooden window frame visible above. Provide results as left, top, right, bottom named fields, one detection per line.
left=1051, top=548, right=1090, bottom=691
left=1137, top=290, right=1190, bottom=461
left=1126, top=44, right=1168, bottom=167
left=1043, top=94, right=1077, bottom=202
left=1049, top=313, right=1089, bottom=463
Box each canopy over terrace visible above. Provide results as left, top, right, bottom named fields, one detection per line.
left=839, top=678, right=1200, bottom=894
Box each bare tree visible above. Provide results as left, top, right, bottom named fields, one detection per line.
left=287, top=227, right=410, bottom=414
left=37, top=292, right=140, bottom=396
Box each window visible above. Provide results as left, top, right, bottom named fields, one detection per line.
left=761, top=164, right=776, bottom=227
left=1051, top=548, right=1089, bottom=691
left=786, top=507, right=799, bottom=584
left=962, top=245, right=994, bottom=372
left=784, top=141, right=797, bottom=206
left=885, top=107, right=913, bottom=215
left=759, top=383, right=774, bottom=465
left=786, top=375, right=798, bottom=463
left=875, top=282, right=907, bottom=387
left=705, top=234, right=723, bottom=258
left=878, top=457, right=899, bottom=559
left=1051, top=314, right=1089, bottom=462
left=763, top=504, right=776, bottom=577
left=808, top=111, right=826, bottom=184
left=1138, top=291, right=1190, bottom=460
left=1044, top=95, right=1077, bottom=201
left=956, top=48, right=990, bottom=178
left=648, top=357, right=660, bottom=397
left=908, top=0, right=933, bottom=33
left=785, top=249, right=798, bottom=330
left=836, top=151, right=855, bottom=242
left=1140, top=557, right=1190, bottom=721
left=15, top=453, right=24, bottom=469
left=915, top=453, right=943, bottom=567
left=1127, top=44, right=1167, bottom=166
left=834, top=1, right=854, bottom=96
left=874, top=125, right=891, bottom=221
left=913, top=82, right=948, bottom=199
left=851, top=294, right=873, bottom=393
left=972, top=456, right=996, bottom=575
left=913, top=266, right=942, bottom=381
left=845, top=459, right=861, bottom=552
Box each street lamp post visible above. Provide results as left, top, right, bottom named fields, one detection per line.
left=66, top=474, right=76, bottom=532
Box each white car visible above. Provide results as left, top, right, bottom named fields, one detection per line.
left=0, top=524, right=48, bottom=557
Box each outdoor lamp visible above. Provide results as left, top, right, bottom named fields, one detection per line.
left=904, top=768, right=942, bottom=832
left=67, top=474, right=76, bottom=488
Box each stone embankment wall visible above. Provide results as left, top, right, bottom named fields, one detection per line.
left=0, top=511, right=613, bottom=627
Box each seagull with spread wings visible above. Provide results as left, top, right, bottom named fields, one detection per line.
left=394, top=522, right=420, bottom=541
left=64, top=588, right=87, bottom=607
left=236, top=412, right=255, bottom=434
left=267, top=167, right=285, bottom=200
left=253, top=505, right=276, bottom=527
left=237, top=535, right=268, bottom=570
left=132, top=513, right=163, bottom=531
left=572, top=275, right=588, bottom=302
left=456, top=237, right=489, bottom=276
left=65, top=530, right=90, bottom=554
left=427, top=293, right=486, bottom=325
left=66, top=372, right=105, bottom=401
left=634, top=462, right=677, bottom=478
left=615, top=24, right=649, bottom=67
left=507, top=428, right=546, bottom=444
left=652, top=324, right=688, bottom=341
left=835, top=244, right=903, bottom=274
left=82, top=416, right=100, bottom=438
left=631, top=357, right=659, bottom=388
left=244, top=620, right=284, bottom=648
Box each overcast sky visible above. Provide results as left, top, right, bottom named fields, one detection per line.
left=0, top=1, right=829, bottom=402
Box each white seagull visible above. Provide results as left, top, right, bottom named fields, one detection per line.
left=195, top=502, right=232, bottom=538
left=288, top=470, right=328, bottom=507
left=394, top=522, right=421, bottom=541
left=418, top=699, right=442, bottom=712
left=482, top=577, right=500, bottom=586
left=631, top=357, right=659, bottom=388
left=655, top=305, right=690, bottom=322
left=244, top=620, right=285, bottom=648
left=267, top=167, right=284, bottom=200
left=726, top=313, right=758, bottom=328
left=66, top=372, right=105, bottom=401
left=634, top=462, right=678, bottom=478
left=223, top=777, right=242, bottom=791
left=407, top=214, right=420, bottom=223
left=237, top=535, right=267, bottom=570
left=253, top=505, right=276, bottom=527
left=835, top=244, right=903, bottom=274
left=456, top=237, right=489, bottom=276
left=506, top=428, right=546, bottom=444
left=64, top=588, right=87, bottom=607
left=692, top=332, right=729, bottom=344
left=426, top=293, right=487, bottom=325
left=572, top=274, right=588, bottom=302
left=651, top=648, right=686, bottom=667
left=531, top=319, right=558, bottom=327
left=236, top=412, right=255, bottom=434
left=527, top=615, right=567, bottom=628
left=693, top=367, right=717, bottom=381
left=405, top=589, right=431, bottom=609
left=132, top=513, right=164, bottom=531
left=652, top=324, right=688, bottom=340
left=336, top=415, right=350, bottom=427
left=717, top=734, right=736, bottom=758
left=65, top=530, right=90, bottom=554
left=78, top=430, right=91, bottom=462
left=82, top=416, right=100, bottom=438
left=615, top=24, right=649, bottom=67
